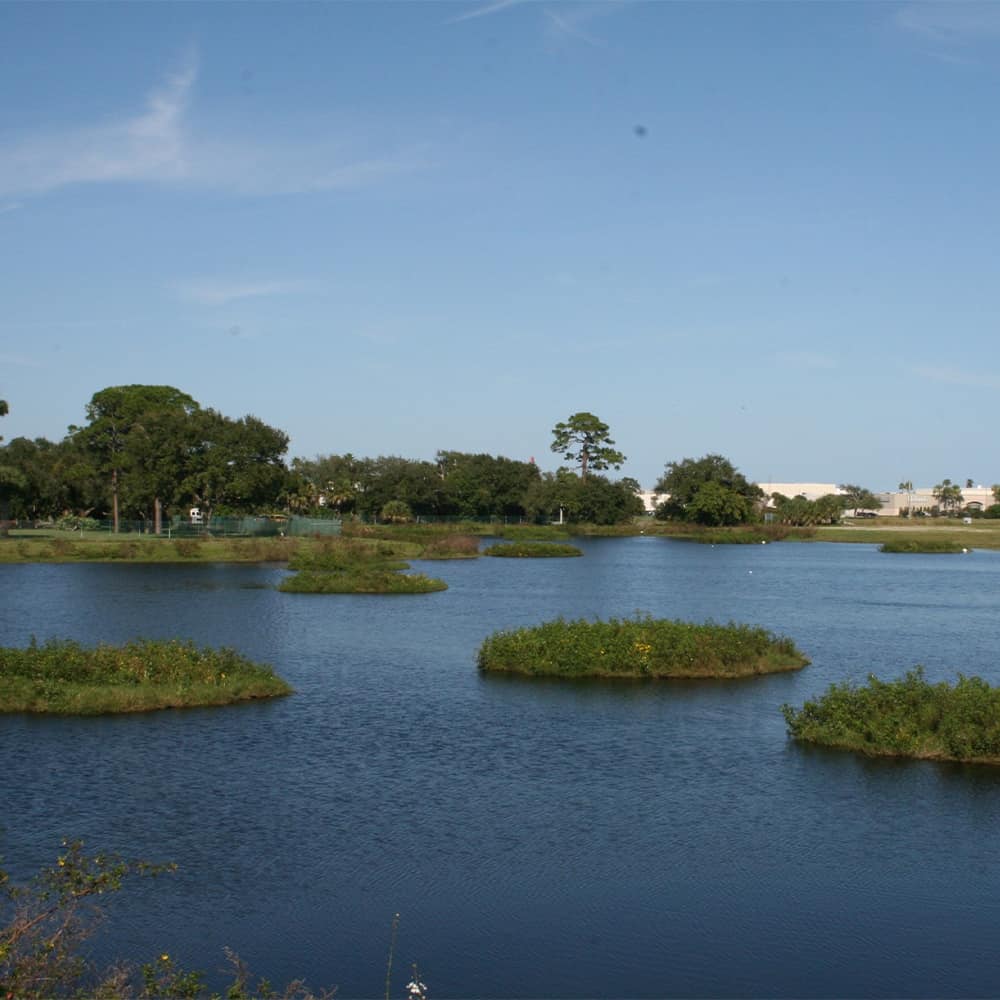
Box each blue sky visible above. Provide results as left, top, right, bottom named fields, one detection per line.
left=2, top=0, right=999, bottom=490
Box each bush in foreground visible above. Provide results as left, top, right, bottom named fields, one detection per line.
left=0, top=639, right=292, bottom=715
left=782, top=668, right=1000, bottom=763
left=478, top=616, right=808, bottom=678
left=483, top=542, right=582, bottom=558
left=0, top=841, right=336, bottom=999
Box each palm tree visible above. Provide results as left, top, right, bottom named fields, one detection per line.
left=898, top=480, right=913, bottom=517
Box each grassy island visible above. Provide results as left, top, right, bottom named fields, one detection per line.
left=0, top=639, right=291, bottom=715
left=879, top=539, right=968, bottom=554
left=279, top=569, right=447, bottom=594
left=782, top=669, right=1000, bottom=764
left=484, top=542, right=582, bottom=558
left=478, top=616, right=808, bottom=679
left=278, top=537, right=448, bottom=594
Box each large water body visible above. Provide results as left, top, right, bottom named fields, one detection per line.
left=3, top=538, right=1000, bottom=998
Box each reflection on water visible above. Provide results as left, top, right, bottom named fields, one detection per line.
left=4, top=541, right=1000, bottom=997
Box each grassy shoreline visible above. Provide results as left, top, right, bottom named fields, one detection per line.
left=478, top=616, right=809, bottom=679
left=0, top=639, right=292, bottom=714
left=5, top=517, right=1000, bottom=563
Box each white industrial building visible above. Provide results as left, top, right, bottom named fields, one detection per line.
left=638, top=482, right=998, bottom=517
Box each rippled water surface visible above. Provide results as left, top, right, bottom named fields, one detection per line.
left=4, top=539, right=1000, bottom=997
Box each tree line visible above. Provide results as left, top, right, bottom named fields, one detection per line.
left=4, top=393, right=923, bottom=529
left=0, top=394, right=644, bottom=528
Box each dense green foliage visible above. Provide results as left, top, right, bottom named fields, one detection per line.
left=1, top=842, right=336, bottom=999
left=521, top=469, right=644, bottom=524
left=768, top=492, right=846, bottom=526
left=290, top=451, right=542, bottom=521
left=782, top=668, right=1000, bottom=762
left=1, top=385, right=290, bottom=527
left=3, top=390, right=635, bottom=529
left=837, top=483, right=883, bottom=515
left=0, top=639, right=291, bottom=714
left=434, top=451, right=543, bottom=519
left=879, top=538, right=967, bottom=553
left=478, top=616, right=808, bottom=678
left=654, top=455, right=764, bottom=526
left=483, top=542, right=582, bottom=558
left=550, top=412, right=625, bottom=479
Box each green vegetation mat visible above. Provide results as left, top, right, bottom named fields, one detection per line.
left=417, top=534, right=481, bottom=559
left=815, top=524, right=1000, bottom=550
left=278, top=570, right=447, bottom=594
left=279, top=536, right=448, bottom=594
left=484, top=542, right=582, bottom=558
left=782, top=669, right=1000, bottom=763
left=662, top=524, right=816, bottom=544
left=478, top=616, right=808, bottom=678
left=879, top=538, right=968, bottom=553
left=0, top=639, right=291, bottom=715
left=0, top=535, right=301, bottom=564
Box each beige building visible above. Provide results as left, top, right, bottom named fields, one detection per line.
left=757, top=483, right=843, bottom=504
left=878, top=486, right=996, bottom=516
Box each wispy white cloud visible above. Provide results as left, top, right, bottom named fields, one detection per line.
left=895, top=2, right=1000, bottom=43
left=544, top=5, right=606, bottom=47
left=911, top=364, right=1000, bottom=389
left=0, top=48, right=424, bottom=199
left=776, top=351, right=838, bottom=371
left=448, top=0, right=624, bottom=43
left=174, top=278, right=314, bottom=306
left=446, top=0, right=526, bottom=24
left=0, top=202, right=22, bottom=215
left=0, top=50, right=197, bottom=196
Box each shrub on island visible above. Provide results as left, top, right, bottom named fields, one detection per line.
left=483, top=543, right=582, bottom=558
left=879, top=539, right=967, bottom=554
left=782, top=668, right=1000, bottom=763
left=478, top=616, right=808, bottom=678
left=0, top=639, right=291, bottom=715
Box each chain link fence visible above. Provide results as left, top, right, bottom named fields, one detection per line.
left=6, top=515, right=342, bottom=538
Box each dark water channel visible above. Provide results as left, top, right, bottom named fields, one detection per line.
left=4, top=538, right=1000, bottom=998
